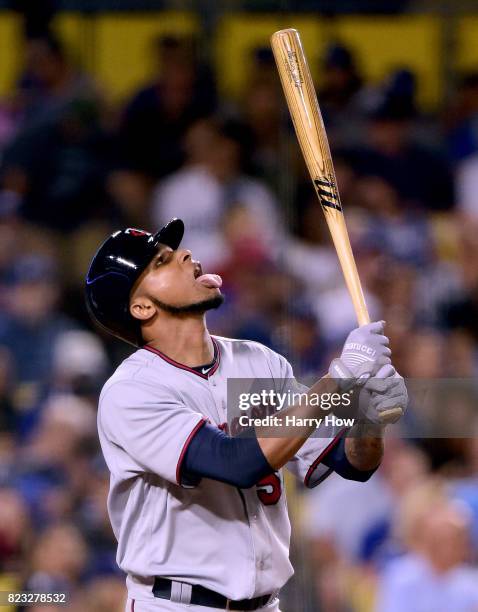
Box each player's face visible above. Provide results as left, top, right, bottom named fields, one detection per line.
left=129, top=244, right=224, bottom=321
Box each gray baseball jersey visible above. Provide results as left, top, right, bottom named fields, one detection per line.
left=98, top=336, right=342, bottom=604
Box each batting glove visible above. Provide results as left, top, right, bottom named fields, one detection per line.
left=358, top=363, right=408, bottom=425
left=329, top=321, right=392, bottom=391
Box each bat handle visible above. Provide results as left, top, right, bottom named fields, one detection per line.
left=356, top=314, right=403, bottom=424
left=357, top=310, right=371, bottom=327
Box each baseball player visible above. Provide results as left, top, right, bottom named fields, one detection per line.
left=85, top=218, right=407, bottom=612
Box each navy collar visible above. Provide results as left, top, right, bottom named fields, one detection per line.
left=143, top=337, right=220, bottom=379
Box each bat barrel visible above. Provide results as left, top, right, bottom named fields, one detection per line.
left=271, top=27, right=370, bottom=328
left=271, top=28, right=403, bottom=425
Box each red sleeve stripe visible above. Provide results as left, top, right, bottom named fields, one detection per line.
left=176, top=418, right=207, bottom=485
left=304, top=427, right=347, bottom=487
left=131, top=599, right=135, bottom=612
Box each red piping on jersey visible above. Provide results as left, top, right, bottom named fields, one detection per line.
left=304, top=427, right=347, bottom=487
left=176, top=418, right=207, bottom=485
left=143, top=337, right=221, bottom=379
left=131, top=599, right=135, bottom=612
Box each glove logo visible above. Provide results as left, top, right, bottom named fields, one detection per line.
left=344, top=342, right=376, bottom=357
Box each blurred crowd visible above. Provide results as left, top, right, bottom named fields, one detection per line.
left=1, top=10, right=478, bottom=612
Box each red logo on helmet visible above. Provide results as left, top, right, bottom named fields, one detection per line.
left=126, top=228, right=149, bottom=237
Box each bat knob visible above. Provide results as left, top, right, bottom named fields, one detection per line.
left=378, top=406, right=404, bottom=425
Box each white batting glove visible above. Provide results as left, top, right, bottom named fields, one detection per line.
left=329, top=321, right=392, bottom=391
left=358, top=363, right=408, bottom=425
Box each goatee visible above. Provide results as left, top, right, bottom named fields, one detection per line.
left=151, top=294, right=225, bottom=316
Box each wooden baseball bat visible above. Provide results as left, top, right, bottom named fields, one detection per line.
left=271, top=28, right=402, bottom=424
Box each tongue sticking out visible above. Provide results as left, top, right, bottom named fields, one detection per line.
left=196, top=273, right=222, bottom=289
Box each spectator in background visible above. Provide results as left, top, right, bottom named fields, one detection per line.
left=442, top=283, right=478, bottom=346
left=448, top=73, right=478, bottom=227
left=452, top=428, right=478, bottom=553
left=457, top=153, right=478, bottom=218
left=0, top=254, right=76, bottom=424
left=0, top=488, right=31, bottom=574
left=118, top=35, right=217, bottom=180
left=0, top=32, right=109, bottom=232
left=0, top=348, right=15, bottom=441
left=14, top=393, right=96, bottom=524
left=0, top=200, right=23, bottom=286
left=0, top=348, right=15, bottom=493
left=51, top=330, right=109, bottom=398
left=12, top=0, right=58, bottom=40
left=304, top=442, right=430, bottom=612
left=348, top=173, right=463, bottom=325
left=376, top=486, right=478, bottom=612
left=313, top=237, right=384, bottom=344
left=353, top=174, right=432, bottom=267
left=105, top=169, right=154, bottom=231
left=274, top=301, right=328, bottom=381
left=445, top=72, right=478, bottom=163
left=152, top=116, right=283, bottom=268
left=320, top=44, right=363, bottom=113
left=15, top=34, right=99, bottom=126
left=318, top=43, right=367, bottom=148
left=397, top=330, right=446, bottom=380
left=0, top=101, right=19, bottom=159
left=0, top=96, right=110, bottom=232
left=284, top=193, right=342, bottom=298
left=352, top=70, right=455, bottom=212
left=242, top=50, right=283, bottom=189
left=285, top=152, right=357, bottom=291
left=449, top=75, right=478, bottom=222
left=247, top=47, right=278, bottom=90
left=209, top=253, right=298, bottom=350
left=72, top=458, right=118, bottom=577
left=25, top=523, right=88, bottom=595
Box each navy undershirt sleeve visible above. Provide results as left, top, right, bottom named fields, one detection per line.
left=181, top=423, right=274, bottom=489
left=321, top=436, right=379, bottom=482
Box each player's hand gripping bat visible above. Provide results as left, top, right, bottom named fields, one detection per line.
left=271, top=28, right=403, bottom=424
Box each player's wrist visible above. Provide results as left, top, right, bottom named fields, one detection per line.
left=344, top=433, right=384, bottom=472
left=328, top=358, right=363, bottom=392
left=328, top=357, right=370, bottom=392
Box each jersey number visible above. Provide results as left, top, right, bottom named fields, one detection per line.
left=256, top=473, right=282, bottom=505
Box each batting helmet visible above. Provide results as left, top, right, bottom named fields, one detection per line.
left=85, top=218, right=184, bottom=346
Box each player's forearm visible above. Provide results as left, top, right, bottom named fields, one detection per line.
left=256, top=375, right=339, bottom=470
left=344, top=424, right=384, bottom=472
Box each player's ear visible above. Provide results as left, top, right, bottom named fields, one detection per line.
left=130, top=295, right=155, bottom=322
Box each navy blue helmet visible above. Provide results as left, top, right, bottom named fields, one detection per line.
left=85, top=218, right=184, bottom=346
